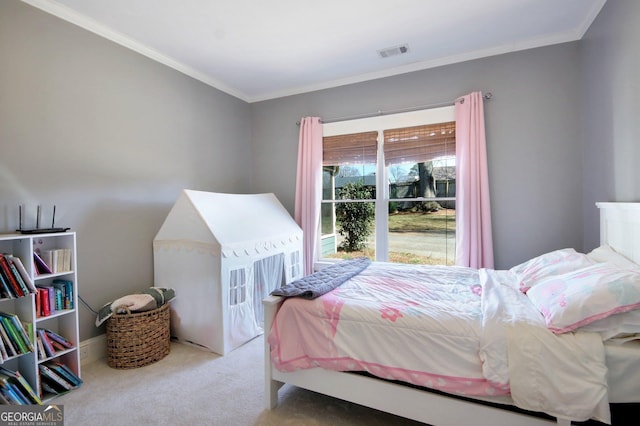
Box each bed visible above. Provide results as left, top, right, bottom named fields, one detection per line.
left=264, top=202, right=640, bottom=426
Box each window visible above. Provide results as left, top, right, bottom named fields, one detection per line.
left=290, top=250, right=301, bottom=280
left=320, top=107, right=456, bottom=265
left=229, top=268, right=247, bottom=305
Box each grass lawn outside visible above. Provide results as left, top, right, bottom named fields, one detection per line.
left=326, top=209, right=456, bottom=265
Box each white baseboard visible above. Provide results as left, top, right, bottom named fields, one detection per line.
left=79, top=334, right=106, bottom=367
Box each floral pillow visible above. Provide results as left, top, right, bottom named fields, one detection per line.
left=510, top=248, right=595, bottom=293
left=527, top=263, right=640, bottom=334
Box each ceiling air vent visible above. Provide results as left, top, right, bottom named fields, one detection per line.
left=377, top=44, right=409, bottom=58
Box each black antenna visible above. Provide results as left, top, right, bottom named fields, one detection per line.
left=16, top=204, right=70, bottom=234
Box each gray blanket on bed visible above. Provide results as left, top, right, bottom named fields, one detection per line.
left=271, top=257, right=371, bottom=299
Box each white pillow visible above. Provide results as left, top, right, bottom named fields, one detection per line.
left=527, top=263, right=640, bottom=334
left=587, top=245, right=639, bottom=270
left=510, top=248, right=595, bottom=293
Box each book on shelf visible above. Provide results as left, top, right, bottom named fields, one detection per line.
left=0, top=366, right=42, bottom=405
left=0, top=312, right=33, bottom=355
left=40, top=380, right=60, bottom=396
left=7, top=255, right=37, bottom=293
left=41, top=249, right=72, bottom=274
left=0, top=253, right=25, bottom=298
left=0, top=328, right=8, bottom=360
left=4, top=254, right=31, bottom=296
left=1, top=379, right=30, bottom=404
left=22, top=321, right=35, bottom=353
left=35, top=335, right=46, bottom=360
left=33, top=250, right=52, bottom=275
left=5, top=257, right=30, bottom=296
left=0, top=388, right=11, bottom=405
left=41, top=328, right=74, bottom=349
left=36, top=280, right=74, bottom=318
left=38, top=364, right=73, bottom=392
left=0, top=317, right=26, bottom=354
left=36, top=329, right=73, bottom=359
left=37, top=288, right=50, bottom=317
left=0, top=271, right=13, bottom=299
left=37, top=329, right=54, bottom=359
left=47, top=362, right=82, bottom=388
left=52, top=279, right=74, bottom=309
left=0, top=320, right=18, bottom=358
left=36, top=285, right=55, bottom=317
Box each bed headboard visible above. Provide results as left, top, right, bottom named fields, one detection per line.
left=597, top=202, right=640, bottom=264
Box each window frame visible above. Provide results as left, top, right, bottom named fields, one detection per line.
left=320, top=106, right=455, bottom=264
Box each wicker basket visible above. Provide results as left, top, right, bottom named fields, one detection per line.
left=106, top=302, right=171, bottom=369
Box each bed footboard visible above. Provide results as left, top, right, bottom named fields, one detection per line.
left=263, top=295, right=568, bottom=426
left=264, top=295, right=285, bottom=409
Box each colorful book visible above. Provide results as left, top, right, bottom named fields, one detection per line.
left=38, top=364, right=72, bottom=391
left=0, top=270, right=14, bottom=299
left=0, top=320, right=17, bottom=357
left=0, top=373, right=28, bottom=405
left=52, top=279, right=74, bottom=309
left=35, top=288, right=41, bottom=317
left=0, top=254, right=24, bottom=297
left=48, top=363, right=82, bottom=388
left=0, top=312, right=32, bottom=353
left=54, top=287, right=63, bottom=311
left=0, top=329, right=7, bottom=360
left=0, top=366, right=42, bottom=404
left=35, top=336, right=46, bottom=360
left=0, top=380, right=26, bottom=405
left=37, top=329, right=56, bottom=358
left=6, top=258, right=30, bottom=296
left=0, top=385, right=20, bottom=404
left=46, top=286, right=55, bottom=315
left=5, top=381, right=30, bottom=404
left=43, top=329, right=74, bottom=349
left=0, top=388, right=11, bottom=405
left=51, top=340, right=67, bottom=352
left=37, top=288, right=49, bottom=317
left=33, top=251, right=52, bottom=275
left=36, top=286, right=55, bottom=316
left=7, top=255, right=36, bottom=293
left=0, top=317, right=26, bottom=354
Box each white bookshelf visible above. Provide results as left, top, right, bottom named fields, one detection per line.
left=0, top=231, right=80, bottom=402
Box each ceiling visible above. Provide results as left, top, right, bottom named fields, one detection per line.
left=24, top=0, right=606, bottom=103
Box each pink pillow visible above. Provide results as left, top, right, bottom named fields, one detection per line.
left=510, top=248, right=595, bottom=293
left=527, top=263, right=640, bottom=334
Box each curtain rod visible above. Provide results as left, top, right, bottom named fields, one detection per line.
left=297, top=92, right=492, bottom=125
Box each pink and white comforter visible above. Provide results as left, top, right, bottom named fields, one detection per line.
left=268, top=262, right=611, bottom=423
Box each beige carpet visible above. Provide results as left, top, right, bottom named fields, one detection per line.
left=55, top=335, right=424, bottom=426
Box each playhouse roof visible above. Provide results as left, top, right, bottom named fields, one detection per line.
left=154, top=190, right=302, bottom=258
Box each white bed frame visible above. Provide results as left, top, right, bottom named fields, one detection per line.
left=264, top=202, right=640, bottom=426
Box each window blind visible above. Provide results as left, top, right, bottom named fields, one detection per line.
left=383, top=121, right=455, bottom=166
left=322, top=131, right=378, bottom=165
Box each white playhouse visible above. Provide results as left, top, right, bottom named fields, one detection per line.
left=153, top=190, right=303, bottom=355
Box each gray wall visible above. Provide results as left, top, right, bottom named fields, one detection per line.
left=0, top=0, right=252, bottom=340
left=251, top=43, right=584, bottom=270
left=581, top=0, right=640, bottom=250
